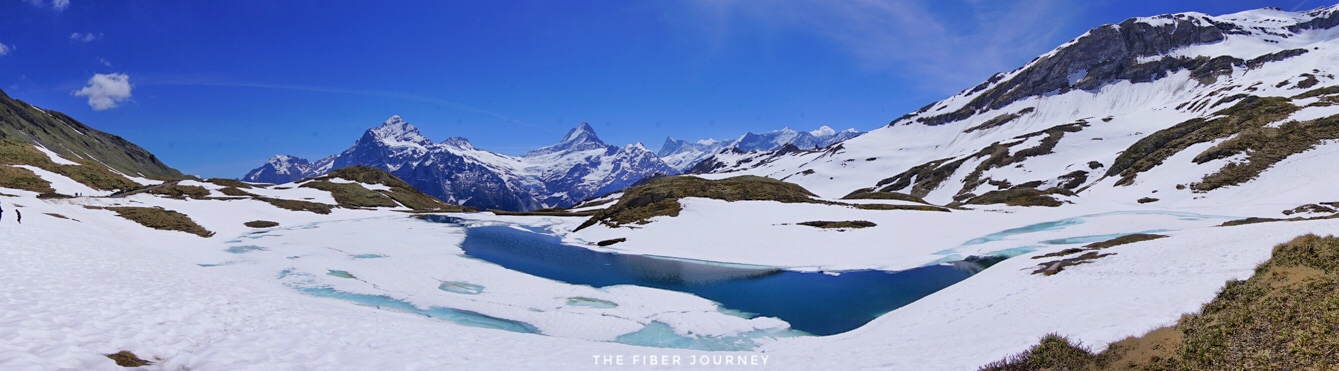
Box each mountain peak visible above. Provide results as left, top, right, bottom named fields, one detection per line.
left=561, top=122, right=602, bottom=144
left=367, top=115, right=431, bottom=146
left=525, top=122, right=608, bottom=156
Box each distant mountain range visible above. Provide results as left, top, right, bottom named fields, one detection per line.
left=244, top=118, right=863, bottom=211
left=657, top=126, right=862, bottom=171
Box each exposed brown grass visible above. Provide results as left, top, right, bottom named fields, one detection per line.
left=256, top=197, right=334, bottom=215
left=966, top=187, right=1072, bottom=207
left=244, top=220, right=279, bottom=228
left=300, top=180, right=399, bottom=208
left=841, top=190, right=928, bottom=204
left=577, top=175, right=818, bottom=230
left=205, top=178, right=252, bottom=189
left=146, top=184, right=210, bottom=199
left=106, top=350, right=152, bottom=367
left=218, top=186, right=255, bottom=197
left=90, top=206, right=214, bottom=237
left=0, top=165, right=54, bottom=193
left=797, top=220, right=877, bottom=229
left=849, top=203, right=951, bottom=212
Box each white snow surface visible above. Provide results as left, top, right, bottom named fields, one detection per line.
left=33, top=145, right=80, bottom=165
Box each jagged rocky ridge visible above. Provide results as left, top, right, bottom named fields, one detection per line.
left=244, top=117, right=675, bottom=211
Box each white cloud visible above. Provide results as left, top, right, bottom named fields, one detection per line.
left=0, top=42, right=11, bottom=56
left=70, top=32, right=101, bottom=42
left=24, top=0, right=69, bottom=11
left=98, top=57, right=113, bottom=67
left=688, top=0, right=1080, bottom=93
left=74, top=73, right=133, bottom=110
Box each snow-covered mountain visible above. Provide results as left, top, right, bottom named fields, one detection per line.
left=241, top=155, right=322, bottom=184
left=521, top=123, right=677, bottom=207
left=657, top=126, right=863, bottom=171
left=692, top=5, right=1339, bottom=210
left=242, top=117, right=674, bottom=211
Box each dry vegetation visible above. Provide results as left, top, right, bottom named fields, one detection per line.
left=106, top=350, right=152, bottom=367
left=244, top=220, right=279, bottom=228
left=577, top=175, right=819, bottom=230
left=964, top=187, right=1074, bottom=207
left=1031, top=234, right=1167, bottom=276
left=88, top=206, right=214, bottom=238
left=0, top=165, right=54, bottom=193
left=797, top=220, right=877, bottom=229
left=256, top=197, right=334, bottom=215
left=984, top=234, right=1339, bottom=370
left=146, top=184, right=211, bottom=199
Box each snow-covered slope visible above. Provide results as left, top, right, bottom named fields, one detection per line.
left=693, top=5, right=1339, bottom=212
left=244, top=119, right=675, bottom=211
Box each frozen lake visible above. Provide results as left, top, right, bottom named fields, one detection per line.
left=424, top=215, right=979, bottom=336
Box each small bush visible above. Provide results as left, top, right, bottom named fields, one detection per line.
left=596, top=238, right=626, bottom=247
left=1137, top=197, right=1159, bottom=204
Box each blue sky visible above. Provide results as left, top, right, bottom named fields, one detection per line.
left=0, top=0, right=1324, bottom=177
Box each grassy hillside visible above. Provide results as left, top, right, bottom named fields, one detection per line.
left=0, top=88, right=185, bottom=181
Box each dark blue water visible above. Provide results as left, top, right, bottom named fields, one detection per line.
left=422, top=215, right=979, bottom=336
